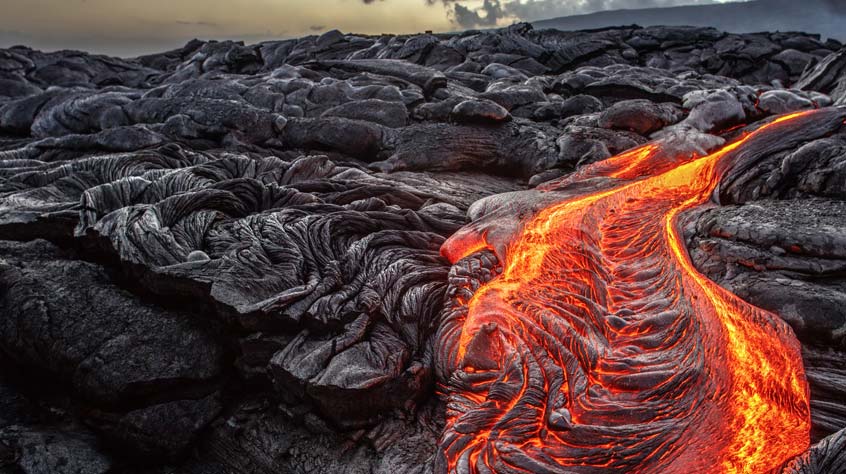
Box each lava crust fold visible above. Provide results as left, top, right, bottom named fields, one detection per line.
left=436, top=108, right=846, bottom=474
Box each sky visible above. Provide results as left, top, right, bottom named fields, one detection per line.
left=0, top=0, right=743, bottom=57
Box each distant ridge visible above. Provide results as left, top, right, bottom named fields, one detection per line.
left=533, top=0, right=846, bottom=41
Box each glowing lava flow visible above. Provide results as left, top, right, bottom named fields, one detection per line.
left=437, top=112, right=826, bottom=474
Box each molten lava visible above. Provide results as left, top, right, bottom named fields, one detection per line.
left=437, top=112, right=822, bottom=473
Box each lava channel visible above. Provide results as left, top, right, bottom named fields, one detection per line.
left=435, top=109, right=846, bottom=474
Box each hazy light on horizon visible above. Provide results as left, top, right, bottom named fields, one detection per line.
left=0, top=0, right=745, bottom=57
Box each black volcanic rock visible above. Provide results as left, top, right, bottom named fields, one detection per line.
left=0, top=23, right=845, bottom=474
left=321, top=99, right=409, bottom=128
left=555, top=124, right=648, bottom=167
left=782, top=427, right=846, bottom=473
left=450, top=99, right=511, bottom=123
left=596, top=99, right=683, bottom=135
left=798, top=48, right=846, bottom=105
left=0, top=239, right=224, bottom=459
left=0, top=427, right=113, bottom=474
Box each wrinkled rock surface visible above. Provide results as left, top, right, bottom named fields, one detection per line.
left=1, top=22, right=845, bottom=473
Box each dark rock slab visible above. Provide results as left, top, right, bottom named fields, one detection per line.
left=782, top=427, right=846, bottom=473
left=0, top=239, right=224, bottom=458
left=797, top=48, right=846, bottom=105
left=0, top=427, right=113, bottom=474
left=373, top=122, right=558, bottom=178
left=596, top=99, right=683, bottom=135
left=321, top=99, right=408, bottom=128
left=307, top=59, right=447, bottom=95
left=449, top=99, right=510, bottom=123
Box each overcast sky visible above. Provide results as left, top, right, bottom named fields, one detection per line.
left=0, top=0, right=743, bottom=57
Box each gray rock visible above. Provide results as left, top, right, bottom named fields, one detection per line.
left=782, top=427, right=846, bottom=473
left=321, top=98, right=408, bottom=128
left=597, top=99, right=683, bottom=135
left=480, top=62, right=530, bottom=81
left=449, top=99, right=510, bottom=123
left=531, top=95, right=603, bottom=121
left=758, top=89, right=815, bottom=115
left=681, top=88, right=752, bottom=132
left=557, top=125, right=648, bottom=167
left=0, top=427, right=112, bottom=474
left=772, top=48, right=816, bottom=76
left=798, top=48, right=846, bottom=105
left=0, top=240, right=224, bottom=459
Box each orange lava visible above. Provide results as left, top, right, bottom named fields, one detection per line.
left=440, top=113, right=813, bottom=473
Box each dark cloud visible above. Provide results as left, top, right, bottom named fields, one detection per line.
left=310, top=25, right=326, bottom=31
left=453, top=0, right=504, bottom=28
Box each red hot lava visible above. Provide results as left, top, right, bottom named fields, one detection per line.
left=436, top=111, right=842, bottom=474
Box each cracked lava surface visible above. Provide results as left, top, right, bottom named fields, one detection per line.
left=437, top=111, right=821, bottom=474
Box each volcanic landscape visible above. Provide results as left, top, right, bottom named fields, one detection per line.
left=0, top=22, right=845, bottom=474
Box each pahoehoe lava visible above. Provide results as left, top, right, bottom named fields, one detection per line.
left=437, top=109, right=846, bottom=473
left=1, top=22, right=846, bottom=474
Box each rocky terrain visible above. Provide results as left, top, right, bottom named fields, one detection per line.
left=0, top=22, right=845, bottom=473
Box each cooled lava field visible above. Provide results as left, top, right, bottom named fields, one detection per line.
left=0, top=23, right=845, bottom=474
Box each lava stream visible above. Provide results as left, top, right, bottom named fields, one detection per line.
left=436, top=111, right=835, bottom=474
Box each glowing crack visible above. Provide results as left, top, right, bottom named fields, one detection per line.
left=438, top=112, right=815, bottom=474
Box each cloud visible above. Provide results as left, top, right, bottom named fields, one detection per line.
left=310, top=25, right=326, bottom=31
left=453, top=0, right=505, bottom=28
left=445, top=0, right=732, bottom=28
